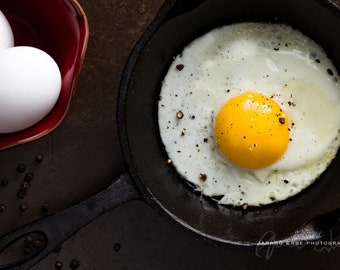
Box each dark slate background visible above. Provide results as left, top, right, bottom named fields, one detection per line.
left=1, top=0, right=340, bottom=269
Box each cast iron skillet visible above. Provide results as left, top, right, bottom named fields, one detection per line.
left=0, top=0, right=340, bottom=269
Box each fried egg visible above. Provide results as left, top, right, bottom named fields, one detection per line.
left=158, top=22, right=340, bottom=207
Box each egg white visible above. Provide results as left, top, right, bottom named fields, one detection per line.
left=158, top=22, right=340, bottom=207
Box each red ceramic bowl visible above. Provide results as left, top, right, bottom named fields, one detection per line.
left=0, top=0, right=89, bottom=150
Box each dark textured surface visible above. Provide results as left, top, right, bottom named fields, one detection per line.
left=0, top=0, right=340, bottom=269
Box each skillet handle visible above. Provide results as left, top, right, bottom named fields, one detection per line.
left=0, top=172, right=139, bottom=270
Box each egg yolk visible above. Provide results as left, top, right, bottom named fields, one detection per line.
left=215, top=91, right=289, bottom=169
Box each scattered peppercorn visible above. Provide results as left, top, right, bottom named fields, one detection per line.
left=24, top=235, right=34, bottom=245
left=199, top=173, right=207, bottom=181
left=176, top=111, right=184, bottom=119
left=284, top=179, right=289, bottom=184
left=0, top=178, right=8, bottom=187
left=55, top=261, right=63, bottom=270
left=176, top=64, right=184, bottom=71
left=0, top=204, right=6, bottom=213
left=25, top=173, right=34, bottom=181
left=19, top=202, right=29, bottom=212
left=17, top=189, right=27, bottom=199
left=279, top=117, right=285, bottom=124
left=70, top=258, right=80, bottom=269
left=32, top=239, right=42, bottom=249
left=41, top=202, right=51, bottom=213
left=21, top=181, right=30, bottom=190
left=327, top=68, right=334, bottom=76
left=113, top=243, right=121, bottom=252
left=17, top=164, right=26, bottom=173
left=35, top=154, right=44, bottom=163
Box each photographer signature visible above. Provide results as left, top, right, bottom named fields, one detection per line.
left=255, top=231, right=340, bottom=260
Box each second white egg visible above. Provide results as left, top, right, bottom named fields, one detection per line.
left=0, top=46, right=62, bottom=133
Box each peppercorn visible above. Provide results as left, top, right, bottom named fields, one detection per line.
left=41, top=202, right=51, bottom=213
left=0, top=204, right=6, bottom=213
left=176, top=64, right=184, bottom=71
left=0, top=178, right=8, bottom=187
left=21, top=181, right=30, bottom=190
left=19, top=202, right=29, bottom=212
left=176, top=111, right=184, bottom=119
left=24, top=235, right=34, bottom=245
left=199, top=173, right=207, bottom=181
left=70, top=258, right=80, bottom=269
left=17, top=164, right=26, bottom=173
left=25, top=173, right=34, bottom=181
left=113, top=243, right=121, bottom=252
left=17, top=190, right=27, bottom=199
left=32, top=239, right=42, bottom=249
left=35, top=154, right=44, bottom=163
left=55, top=261, right=63, bottom=270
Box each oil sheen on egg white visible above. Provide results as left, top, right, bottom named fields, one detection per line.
left=158, top=22, right=340, bottom=207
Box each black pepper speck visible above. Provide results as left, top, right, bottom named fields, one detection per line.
left=279, top=117, right=285, bottom=124
left=21, top=181, right=30, bottom=190
left=199, top=173, right=207, bottom=181
left=41, top=202, right=51, bottom=213
left=17, top=164, right=26, bottom=173
left=327, top=68, right=334, bottom=76
left=35, top=154, right=44, bottom=163
left=55, top=261, right=63, bottom=270
left=113, top=243, right=121, bottom=252
left=176, top=111, right=184, bottom=119
left=0, top=204, right=6, bottom=213
left=176, top=64, right=184, bottom=71
left=1, top=178, right=8, bottom=187
left=24, top=235, right=34, bottom=245
left=70, top=258, right=80, bottom=269
left=25, top=173, right=34, bottom=181
left=32, top=239, right=42, bottom=249
left=17, top=190, right=27, bottom=199
left=19, top=202, right=29, bottom=212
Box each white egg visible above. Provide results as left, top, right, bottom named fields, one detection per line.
left=0, top=46, right=62, bottom=133
left=158, top=22, right=340, bottom=207
left=0, top=10, right=14, bottom=51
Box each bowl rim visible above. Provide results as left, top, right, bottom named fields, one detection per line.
left=0, top=0, right=89, bottom=150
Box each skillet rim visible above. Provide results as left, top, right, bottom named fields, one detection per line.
left=117, top=0, right=340, bottom=247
